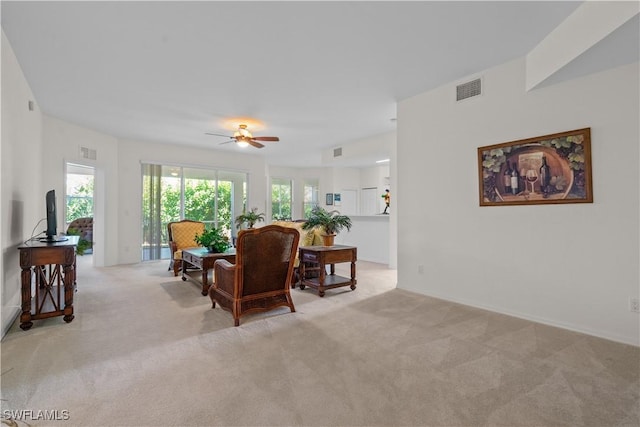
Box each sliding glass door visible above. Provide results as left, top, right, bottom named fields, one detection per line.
left=142, top=163, right=247, bottom=261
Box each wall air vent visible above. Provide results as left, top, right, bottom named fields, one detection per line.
left=456, top=78, right=482, bottom=101
left=333, top=147, right=342, bottom=157
left=79, top=146, right=97, bottom=160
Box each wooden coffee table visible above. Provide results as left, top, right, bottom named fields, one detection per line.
left=181, top=247, right=236, bottom=295
left=298, top=245, right=357, bottom=297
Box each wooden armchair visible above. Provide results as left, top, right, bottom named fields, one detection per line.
left=167, top=219, right=206, bottom=276
left=209, top=224, right=300, bottom=326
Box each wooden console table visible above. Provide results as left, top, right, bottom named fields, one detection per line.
left=18, top=236, right=79, bottom=330
left=181, top=247, right=236, bottom=295
left=298, top=245, right=357, bottom=297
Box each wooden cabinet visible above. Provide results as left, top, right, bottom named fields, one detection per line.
left=298, top=245, right=357, bottom=297
left=18, top=236, right=78, bottom=330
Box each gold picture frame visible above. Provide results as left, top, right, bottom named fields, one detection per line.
left=478, top=128, right=593, bottom=206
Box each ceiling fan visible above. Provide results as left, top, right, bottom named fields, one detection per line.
left=205, top=124, right=279, bottom=149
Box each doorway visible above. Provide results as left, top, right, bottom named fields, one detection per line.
left=65, top=162, right=95, bottom=256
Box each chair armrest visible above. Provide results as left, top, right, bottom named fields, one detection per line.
left=169, top=241, right=178, bottom=254
left=214, top=259, right=236, bottom=294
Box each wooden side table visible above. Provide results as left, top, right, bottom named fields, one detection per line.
left=181, top=247, right=236, bottom=295
left=298, top=245, right=357, bottom=297
left=18, top=236, right=79, bottom=330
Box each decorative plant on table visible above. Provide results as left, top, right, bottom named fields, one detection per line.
left=234, top=208, right=265, bottom=229
left=194, top=227, right=230, bottom=253
left=302, top=206, right=352, bottom=246
left=65, top=227, right=92, bottom=256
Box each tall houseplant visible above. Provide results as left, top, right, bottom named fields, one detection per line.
left=302, top=206, right=352, bottom=246
left=234, top=208, right=265, bottom=229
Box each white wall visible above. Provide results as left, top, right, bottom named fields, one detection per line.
left=42, top=116, right=120, bottom=267
left=335, top=216, right=389, bottom=264
left=397, top=59, right=639, bottom=345
left=1, top=30, right=43, bottom=336
left=321, top=131, right=394, bottom=167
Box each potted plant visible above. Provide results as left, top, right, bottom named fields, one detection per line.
left=235, top=208, right=265, bottom=229
left=65, top=227, right=92, bottom=256
left=194, top=227, right=230, bottom=253
left=302, top=206, right=352, bottom=246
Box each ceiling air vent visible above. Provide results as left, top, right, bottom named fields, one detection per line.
left=333, top=147, right=342, bottom=157
left=79, top=146, right=97, bottom=160
left=456, top=78, right=481, bottom=101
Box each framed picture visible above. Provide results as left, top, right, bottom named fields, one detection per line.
left=333, top=193, right=341, bottom=206
left=478, top=128, right=593, bottom=206
left=326, top=193, right=334, bottom=205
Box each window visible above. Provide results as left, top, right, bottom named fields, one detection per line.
left=141, top=164, right=247, bottom=261
left=303, top=179, right=319, bottom=218
left=271, top=177, right=292, bottom=221
left=65, top=163, right=94, bottom=225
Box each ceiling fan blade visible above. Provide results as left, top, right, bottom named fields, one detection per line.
left=205, top=132, right=232, bottom=138
left=248, top=140, right=265, bottom=149
left=252, top=136, right=279, bottom=142
left=219, top=139, right=235, bottom=145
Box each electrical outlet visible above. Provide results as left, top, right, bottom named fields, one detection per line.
left=417, top=264, right=424, bottom=274
left=629, top=297, right=640, bottom=313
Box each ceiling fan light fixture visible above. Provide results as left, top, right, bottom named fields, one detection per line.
left=235, top=124, right=252, bottom=139
left=236, top=137, right=250, bottom=148
left=206, top=123, right=276, bottom=149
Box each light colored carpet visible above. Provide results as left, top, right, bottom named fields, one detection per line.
left=1, top=256, right=638, bottom=427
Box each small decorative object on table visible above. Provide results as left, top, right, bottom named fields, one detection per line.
left=194, top=227, right=229, bottom=253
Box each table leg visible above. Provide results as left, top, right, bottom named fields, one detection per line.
left=181, top=258, right=188, bottom=281
left=201, top=268, right=209, bottom=296
left=350, top=259, right=357, bottom=290
left=298, top=261, right=306, bottom=290
left=318, top=261, right=326, bottom=297
left=63, top=263, right=75, bottom=323
left=20, top=267, right=33, bottom=330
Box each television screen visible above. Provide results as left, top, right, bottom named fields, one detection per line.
left=45, top=190, right=57, bottom=239
left=42, top=190, right=67, bottom=242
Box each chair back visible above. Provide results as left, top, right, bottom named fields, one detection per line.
left=235, top=225, right=299, bottom=296
left=67, top=217, right=93, bottom=242
left=168, top=220, right=205, bottom=249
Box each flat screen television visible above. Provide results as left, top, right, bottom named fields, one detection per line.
left=42, top=189, right=67, bottom=242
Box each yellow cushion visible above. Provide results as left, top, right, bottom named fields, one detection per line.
left=312, top=228, right=325, bottom=245
left=171, top=222, right=205, bottom=249
left=273, top=221, right=322, bottom=247
left=302, top=229, right=315, bottom=246
left=174, top=249, right=183, bottom=260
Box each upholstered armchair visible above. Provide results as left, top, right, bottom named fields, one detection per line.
left=167, top=219, right=206, bottom=276
left=209, top=224, right=300, bottom=326
left=67, top=217, right=93, bottom=242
